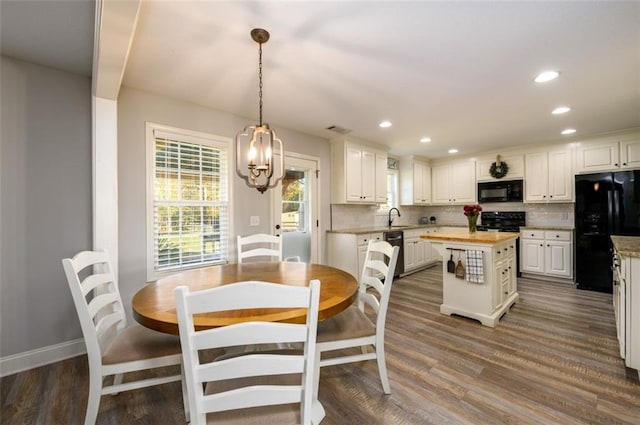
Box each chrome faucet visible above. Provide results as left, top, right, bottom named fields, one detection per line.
left=388, top=207, right=401, bottom=227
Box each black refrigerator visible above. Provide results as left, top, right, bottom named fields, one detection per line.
left=575, top=171, right=640, bottom=292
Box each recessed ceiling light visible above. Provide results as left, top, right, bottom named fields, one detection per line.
left=420, top=137, right=431, bottom=143
left=379, top=120, right=392, bottom=128
left=448, top=148, right=458, bottom=154
left=561, top=128, right=576, bottom=135
left=552, top=106, right=571, bottom=115
left=534, top=70, right=560, bottom=83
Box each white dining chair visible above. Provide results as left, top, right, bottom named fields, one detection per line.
left=175, top=280, right=322, bottom=425
left=62, top=250, right=187, bottom=425
left=237, top=233, right=283, bottom=263
left=314, top=239, right=399, bottom=395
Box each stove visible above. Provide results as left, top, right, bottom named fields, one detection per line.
left=477, top=211, right=526, bottom=276
left=477, top=211, right=526, bottom=232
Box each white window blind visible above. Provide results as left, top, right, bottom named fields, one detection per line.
left=150, top=128, right=229, bottom=274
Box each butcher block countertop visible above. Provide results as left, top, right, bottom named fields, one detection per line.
left=611, top=235, right=640, bottom=258
left=421, top=231, right=520, bottom=244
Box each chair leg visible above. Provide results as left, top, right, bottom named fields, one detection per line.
left=181, top=364, right=190, bottom=423
left=112, top=373, right=123, bottom=395
left=376, top=342, right=391, bottom=394
left=85, top=373, right=103, bottom=425
left=312, top=349, right=321, bottom=401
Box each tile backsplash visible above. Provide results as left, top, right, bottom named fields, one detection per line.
left=429, top=203, right=574, bottom=228
left=330, top=202, right=574, bottom=230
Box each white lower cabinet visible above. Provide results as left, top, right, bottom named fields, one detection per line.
left=327, top=232, right=383, bottom=280
left=404, top=228, right=438, bottom=273
left=328, top=227, right=439, bottom=280
left=520, top=229, right=573, bottom=279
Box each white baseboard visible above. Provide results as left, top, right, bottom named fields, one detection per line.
left=0, top=339, right=86, bottom=377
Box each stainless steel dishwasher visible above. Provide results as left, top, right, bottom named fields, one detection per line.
left=383, top=230, right=404, bottom=277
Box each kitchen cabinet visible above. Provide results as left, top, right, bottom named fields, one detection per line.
left=476, top=155, right=525, bottom=181
left=375, top=153, right=388, bottom=203
left=404, top=227, right=438, bottom=272
left=611, top=237, right=640, bottom=378
left=330, top=139, right=387, bottom=204
left=520, top=229, right=573, bottom=279
left=576, top=138, right=640, bottom=173
left=400, top=157, right=431, bottom=205
left=431, top=160, right=476, bottom=205
left=524, top=148, right=572, bottom=202
left=421, top=231, right=519, bottom=327
left=327, top=231, right=383, bottom=280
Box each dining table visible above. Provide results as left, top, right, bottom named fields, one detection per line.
left=132, top=261, right=357, bottom=423
left=132, top=261, right=359, bottom=335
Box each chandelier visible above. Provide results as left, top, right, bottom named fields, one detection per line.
left=235, top=28, right=284, bottom=194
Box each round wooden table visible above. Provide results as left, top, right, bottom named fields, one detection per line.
left=132, top=262, right=359, bottom=334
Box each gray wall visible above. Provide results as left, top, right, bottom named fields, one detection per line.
left=0, top=56, right=92, bottom=357
left=117, top=87, right=331, bottom=320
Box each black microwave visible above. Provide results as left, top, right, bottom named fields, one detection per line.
left=477, top=180, right=523, bottom=203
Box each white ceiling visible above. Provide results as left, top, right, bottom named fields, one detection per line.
left=2, top=1, right=639, bottom=159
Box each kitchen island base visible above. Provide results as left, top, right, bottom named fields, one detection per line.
left=440, top=292, right=519, bottom=327
left=422, top=231, right=520, bottom=328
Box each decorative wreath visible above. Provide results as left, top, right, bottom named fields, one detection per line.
left=489, top=156, right=509, bottom=179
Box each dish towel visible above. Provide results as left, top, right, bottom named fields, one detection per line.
left=465, top=250, right=484, bottom=284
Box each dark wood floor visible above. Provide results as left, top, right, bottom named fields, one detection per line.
left=3, top=265, right=640, bottom=424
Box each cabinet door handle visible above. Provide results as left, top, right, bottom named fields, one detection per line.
left=623, top=163, right=627, bottom=166
left=540, top=244, right=543, bottom=247
left=547, top=244, right=550, bottom=247
left=615, top=163, right=619, bottom=166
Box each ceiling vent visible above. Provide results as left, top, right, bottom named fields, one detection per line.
left=325, top=125, right=352, bottom=135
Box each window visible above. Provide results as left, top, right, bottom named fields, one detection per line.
left=281, top=170, right=307, bottom=232
left=146, top=123, right=230, bottom=280
left=378, top=169, right=399, bottom=213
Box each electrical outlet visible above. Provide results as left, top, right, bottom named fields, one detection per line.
left=250, top=216, right=260, bottom=226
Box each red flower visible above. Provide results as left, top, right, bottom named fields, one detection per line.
left=463, top=204, right=482, bottom=217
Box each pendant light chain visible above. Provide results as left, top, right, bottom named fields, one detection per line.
left=258, top=42, right=263, bottom=126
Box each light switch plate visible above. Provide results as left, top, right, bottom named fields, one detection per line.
left=250, top=216, right=260, bottom=226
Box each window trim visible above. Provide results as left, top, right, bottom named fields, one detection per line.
left=145, top=122, right=233, bottom=282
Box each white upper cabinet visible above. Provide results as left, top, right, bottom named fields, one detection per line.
left=375, top=153, right=388, bottom=204
left=476, top=155, right=525, bottom=181
left=431, top=160, right=476, bottom=205
left=331, top=139, right=387, bottom=204
left=576, top=138, right=640, bottom=173
left=400, top=157, right=431, bottom=205
left=524, top=147, right=572, bottom=202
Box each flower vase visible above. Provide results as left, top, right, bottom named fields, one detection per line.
left=467, top=215, right=478, bottom=233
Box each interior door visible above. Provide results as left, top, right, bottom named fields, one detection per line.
left=271, top=154, right=319, bottom=263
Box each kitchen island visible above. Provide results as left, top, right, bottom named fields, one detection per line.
left=421, top=231, right=519, bottom=327
left=611, top=235, right=640, bottom=378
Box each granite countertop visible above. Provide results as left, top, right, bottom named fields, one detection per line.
left=611, top=235, right=640, bottom=258
left=520, top=226, right=574, bottom=231
left=421, top=231, right=520, bottom=244
left=327, top=224, right=465, bottom=234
